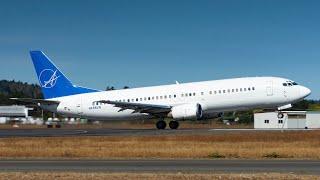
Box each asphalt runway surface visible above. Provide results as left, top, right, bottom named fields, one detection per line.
left=0, top=159, right=319, bottom=174
left=0, top=128, right=314, bottom=137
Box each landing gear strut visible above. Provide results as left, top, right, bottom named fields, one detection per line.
left=156, top=120, right=167, bottom=130
left=169, top=121, right=179, bottom=129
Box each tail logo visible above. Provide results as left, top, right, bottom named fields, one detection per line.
left=39, top=69, right=60, bottom=88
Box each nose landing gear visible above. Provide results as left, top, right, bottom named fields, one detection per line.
left=277, top=112, right=284, bottom=118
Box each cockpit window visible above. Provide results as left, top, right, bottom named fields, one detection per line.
left=288, top=83, right=293, bottom=86
left=292, top=82, right=298, bottom=85
left=283, top=83, right=287, bottom=86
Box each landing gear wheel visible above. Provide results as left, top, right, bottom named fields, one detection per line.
left=156, top=120, right=167, bottom=129
left=169, top=121, right=179, bottom=129
left=277, top=113, right=284, bottom=118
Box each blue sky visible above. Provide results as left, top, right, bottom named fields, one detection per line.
left=0, top=0, right=319, bottom=99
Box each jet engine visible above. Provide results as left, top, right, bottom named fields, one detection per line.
left=170, top=103, right=203, bottom=120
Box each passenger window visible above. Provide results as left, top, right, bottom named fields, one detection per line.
left=232, top=89, right=234, bottom=92
left=193, top=93, right=196, bottom=96
left=240, top=88, right=242, bottom=92
left=227, top=89, right=230, bottom=93
left=283, top=83, right=287, bottom=86
left=128, top=99, right=130, bottom=102
left=181, top=94, right=184, bottom=97
left=189, top=93, right=192, bottom=96
left=185, top=93, right=188, bottom=97
left=209, top=91, right=212, bottom=94
left=148, top=97, right=151, bottom=100
left=164, top=95, right=167, bottom=99
left=219, top=90, right=221, bottom=94
left=201, top=92, right=204, bottom=95
left=252, top=87, right=255, bottom=90
left=156, top=96, right=159, bottom=100
left=214, top=91, right=217, bottom=94
left=223, top=90, right=226, bottom=93
left=169, top=95, right=171, bottom=98
left=244, top=88, right=246, bottom=91
left=174, top=95, right=176, bottom=98
left=136, top=98, right=139, bottom=102
left=248, top=88, right=251, bottom=91
left=236, top=89, right=238, bottom=92
left=140, top=98, right=143, bottom=101
left=160, top=96, right=163, bottom=99
left=152, top=97, right=154, bottom=100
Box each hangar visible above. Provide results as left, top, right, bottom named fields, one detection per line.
left=0, top=105, right=33, bottom=124
left=254, top=111, right=320, bottom=129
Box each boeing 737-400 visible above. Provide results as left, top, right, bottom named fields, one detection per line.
left=12, top=51, right=311, bottom=129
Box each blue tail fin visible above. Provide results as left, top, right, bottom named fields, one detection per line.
left=30, top=51, right=99, bottom=99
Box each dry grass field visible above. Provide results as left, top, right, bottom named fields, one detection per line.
left=0, top=172, right=318, bottom=180
left=0, top=130, right=319, bottom=159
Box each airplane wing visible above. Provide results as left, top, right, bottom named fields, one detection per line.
left=10, top=98, right=60, bottom=105
left=97, top=100, right=172, bottom=116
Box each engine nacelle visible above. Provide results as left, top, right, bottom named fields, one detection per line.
left=171, top=103, right=203, bottom=120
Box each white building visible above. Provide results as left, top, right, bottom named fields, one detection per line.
left=0, top=106, right=29, bottom=117
left=0, top=106, right=43, bottom=125
left=254, top=111, right=320, bottom=129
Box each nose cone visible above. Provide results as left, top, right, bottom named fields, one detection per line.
left=300, top=86, right=311, bottom=98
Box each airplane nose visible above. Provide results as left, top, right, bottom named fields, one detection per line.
left=300, top=86, right=311, bottom=98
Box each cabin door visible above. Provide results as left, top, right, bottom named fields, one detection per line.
left=76, top=96, right=83, bottom=117
left=266, top=81, right=273, bottom=96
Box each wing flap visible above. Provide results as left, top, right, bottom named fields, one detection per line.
left=97, top=100, right=171, bottom=116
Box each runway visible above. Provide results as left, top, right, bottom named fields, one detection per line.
left=0, top=128, right=313, bottom=137
left=0, top=159, right=319, bottom=174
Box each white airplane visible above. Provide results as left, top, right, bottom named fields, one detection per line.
left=12, top=51, right=311, bottom=129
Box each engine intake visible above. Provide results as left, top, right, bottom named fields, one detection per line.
left=171, top=103, right=203, bottom=120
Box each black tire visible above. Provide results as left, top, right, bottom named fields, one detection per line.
left=55, top=124, right=61, bottom=128
left=277, top=113, right=284, bottom=118
left=47, top=124, right=53, bottom=128
left=169, top=121, right=179, bottom=129
left=156, top=120, right=167, bottom=129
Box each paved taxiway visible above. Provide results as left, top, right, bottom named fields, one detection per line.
left=0, top=160, right=319, bottom=174
left=0, top=128, right=313, bottom=137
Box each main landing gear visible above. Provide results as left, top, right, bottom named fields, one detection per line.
left=156, top=120, right=179, bottom=130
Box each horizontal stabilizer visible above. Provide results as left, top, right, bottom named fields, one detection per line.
left=10, top=98, right=60, bottom=105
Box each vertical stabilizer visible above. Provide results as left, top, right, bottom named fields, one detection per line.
left=30, top=51, right=99, bottom=99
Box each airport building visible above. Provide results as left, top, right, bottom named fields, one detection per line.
left=254, top=111, right=320, bottom=129
left=0, top=105, right=42, bottom=124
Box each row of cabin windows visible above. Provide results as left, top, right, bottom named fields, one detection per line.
left=113, top=86, right=256, bottom=103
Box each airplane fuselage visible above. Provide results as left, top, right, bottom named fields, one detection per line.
left=45, top=76, right=310, bottom=120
